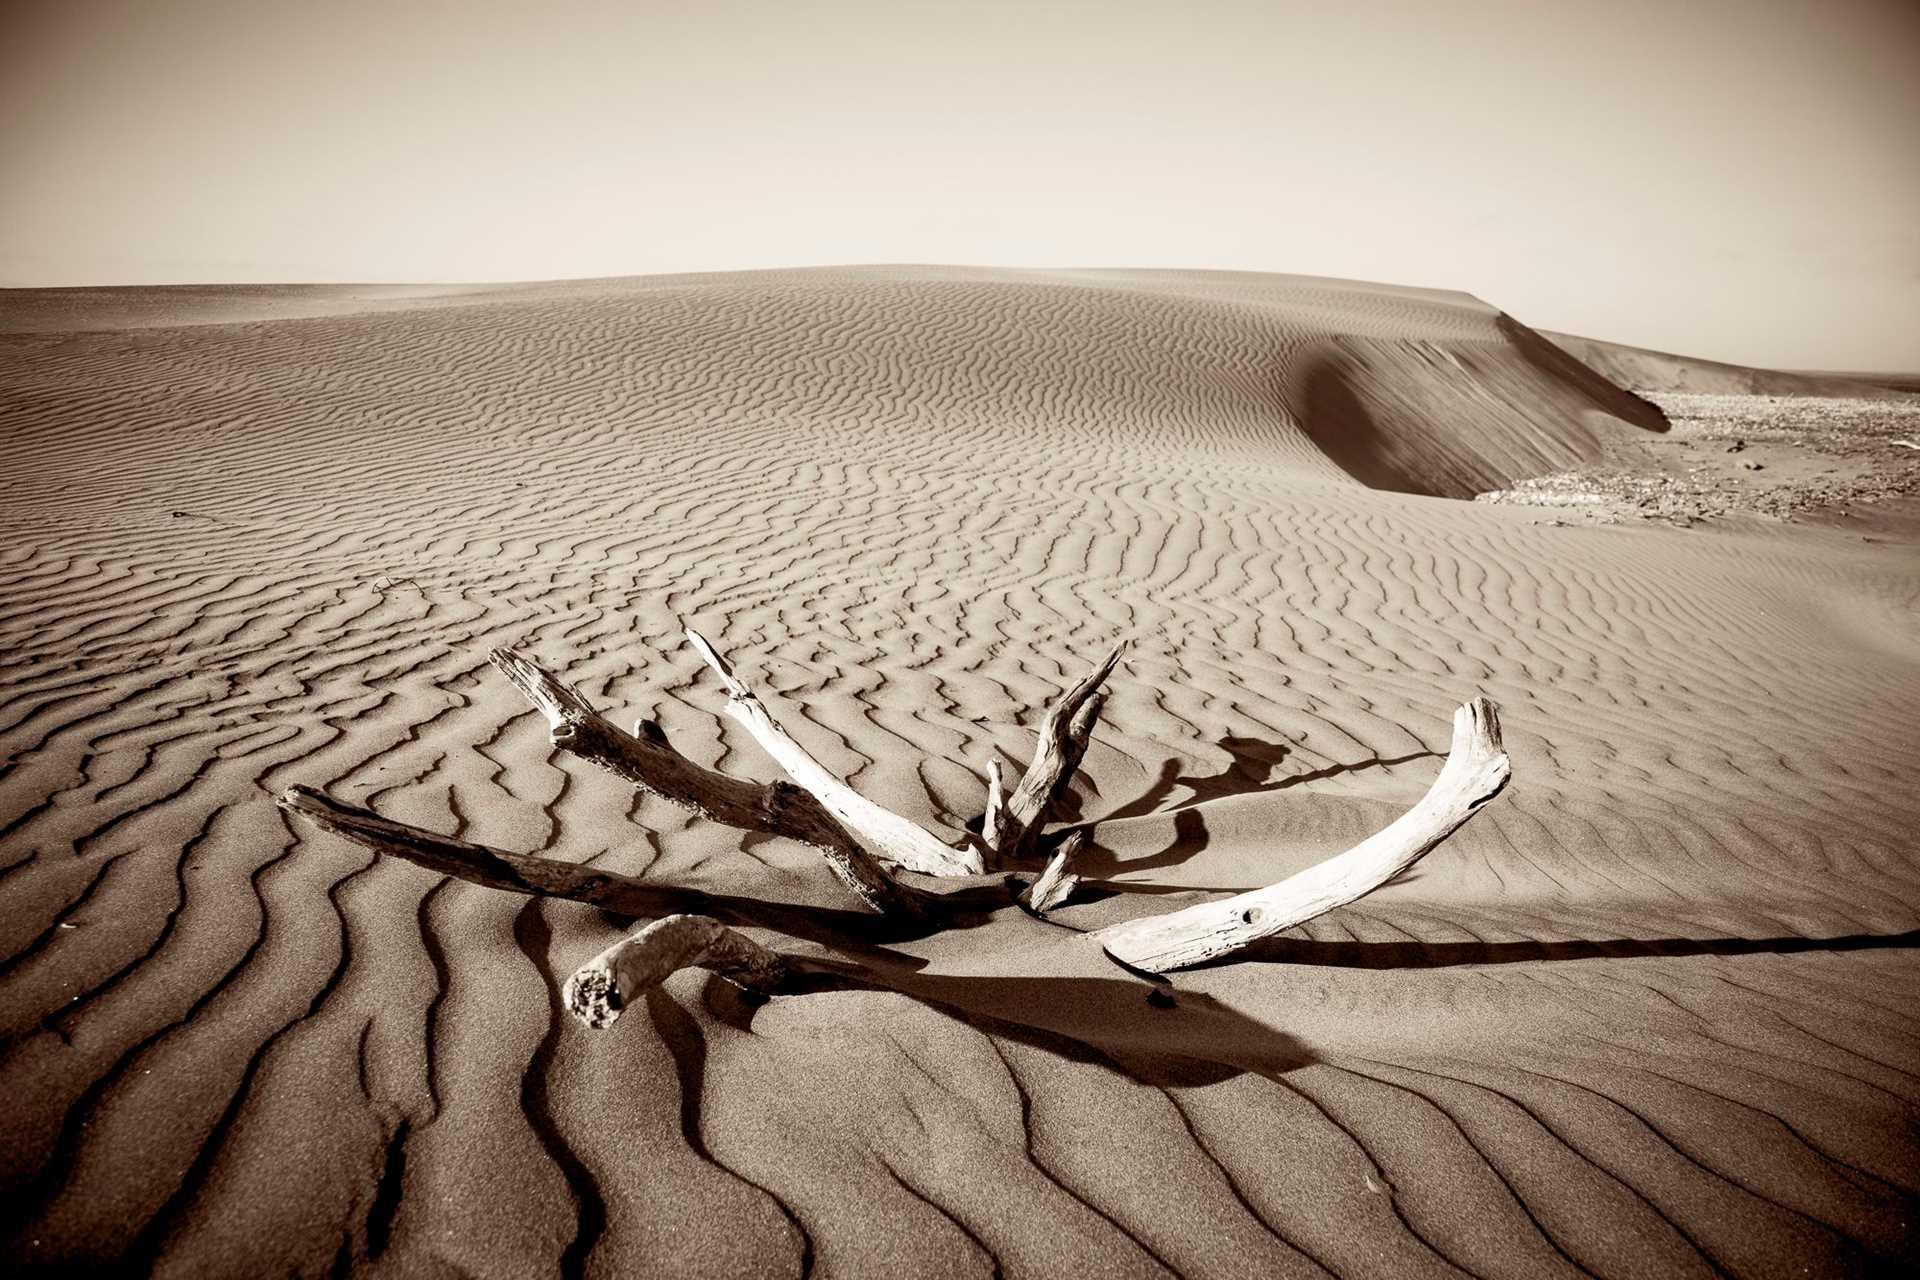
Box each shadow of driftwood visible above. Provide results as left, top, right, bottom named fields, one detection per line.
left=1197, top=746, right=1441, bottom=804
left=610, top=918, right=1920, bottom=1090
left=705, top=963, right=1318, bottom=1086
left=1069, top=741, right=1441, bottom=862
left=980, top=731, right=1438, bottom=881
left=1234, top=929, right=1920, bottom=969
left=1053, top=744, right=1439, bottom=881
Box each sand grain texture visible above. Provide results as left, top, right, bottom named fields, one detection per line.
left=2, top=267, right=1916, bottom=1278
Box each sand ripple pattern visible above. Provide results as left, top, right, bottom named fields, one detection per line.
left=1, top=268, right=1915, bottom=1278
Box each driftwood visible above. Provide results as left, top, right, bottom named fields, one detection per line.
left=985, top=646, right=1121, bottom=863
left=1094, top=697, right=1509, bottom=970
left=682, top=627, right=982, bottom=877
left=1021, top=829, right=1086, bottom=914
left=277, top=628, right=1512, bottom=1029
left=981, top=759, right=1007, bottom=851
left=486, top=648, right=928, bottom=918
left=565, top=915, right=790, bottom=1028
left=277, top=784, right=915, bottom=942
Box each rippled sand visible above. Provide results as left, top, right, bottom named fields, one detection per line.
left=3, top=267, right=1916, bottom=1277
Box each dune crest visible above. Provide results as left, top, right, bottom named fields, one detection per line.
left=1543, top=329, right=1911, bottom=399
left=2, top=267, right=1664, bottom=499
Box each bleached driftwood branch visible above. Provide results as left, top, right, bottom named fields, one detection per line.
left=683, top=628, right=984, bottom=877
left=1094, top=697, right=1511, bottom=972
left=984, top=644, right=1122, bottom=864
left=488, top=648, right=929, bottom=918
left=564, top=915, right=790, bottom=1028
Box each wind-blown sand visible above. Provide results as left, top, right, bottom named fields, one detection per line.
left=2, top=266, right=1916, bottom=1278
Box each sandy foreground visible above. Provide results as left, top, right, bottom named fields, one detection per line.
left=1, top=267, right=1916, bottom=1278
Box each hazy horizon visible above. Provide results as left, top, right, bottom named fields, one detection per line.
left=4, top=0, right=1916, bottom=370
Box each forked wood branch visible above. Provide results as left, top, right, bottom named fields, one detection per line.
left=987, top=644, right=1122, bottom=863
left=280, top=627, right=1514, bottom=1030
left=487, top=648, right=928, bottom=917
left=1094, top=697, right=1511, bottom=972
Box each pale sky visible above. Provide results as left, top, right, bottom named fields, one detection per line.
left=3, top=0, right=1916, bottom=369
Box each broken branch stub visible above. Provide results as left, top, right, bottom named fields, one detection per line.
left=684, top=627, right=984, bottom=877
left=981, top=758, right=1007, bottom=855
left=487, top=647, right=927, bottom=919
left=1047, top=691, right=1105, bottom=816
left=564, top=914, right=789, bottom=1029
left=992, top=644, right=1123, bottom=862
left=1021, top=829, right=1086, bottom=913
left=1094, top=696, right=1511, bottom=972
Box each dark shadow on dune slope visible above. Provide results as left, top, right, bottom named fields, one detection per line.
left=1299, top=354, right=1428, bottom=496
left=1079, top=736, right=1439, bottom=821
left=1496, top=313, right=1670, bottom=431
left=1290, top=316, right=1669, bottom=498
left=1072, top=808, right=1213, bottom=877
left=1233, top=929, right=1920, bottom=969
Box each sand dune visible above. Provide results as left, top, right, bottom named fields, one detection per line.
left=1, top=266, right=1916, bottom=1277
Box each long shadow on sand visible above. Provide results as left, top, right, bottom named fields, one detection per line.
left=1234, top=930, right=1920, bottom=969
left=1074, top=735, right=1434, bottom=820
left=701, top=964, right=1319, bottom=1086
left=1061, top=739, right=1442, bottom=878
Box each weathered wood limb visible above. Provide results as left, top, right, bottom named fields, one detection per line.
left=981, top=758, right=1007, bottom=861
left=275, top=786, right=929, bottom=939
left=1047, top=691, right=1105, bottom=815
left=279, top=784, right=693, bottom=912
left=491, top=647, right=801, bottom=832
left=1095, top=697, right=1511, bottom=972
left=1021, top=829, right=1086, bottom=913
left=684, top=627, right=985, bottom=877
left=994, top=644, right=1123, bottom=862
left=487, top=648, right=923, bottom=918
left=564, top=915, right=790, bottom=1029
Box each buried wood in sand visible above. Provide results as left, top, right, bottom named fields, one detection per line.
left=279, top=627, right=1511, bottom=1029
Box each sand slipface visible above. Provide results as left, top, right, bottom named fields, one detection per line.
left=0, top=266, right=1916, bottom=1278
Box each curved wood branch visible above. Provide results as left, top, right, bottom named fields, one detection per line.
left=993, top=644, right=1122, bottom=862
left=1094, top=697, right=1511, bottom=972
left=487, top=648, right=925, bottom=918
left=564, top=915, right=790, bottom=1028
left=684, top=627, right=984, bottom=877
